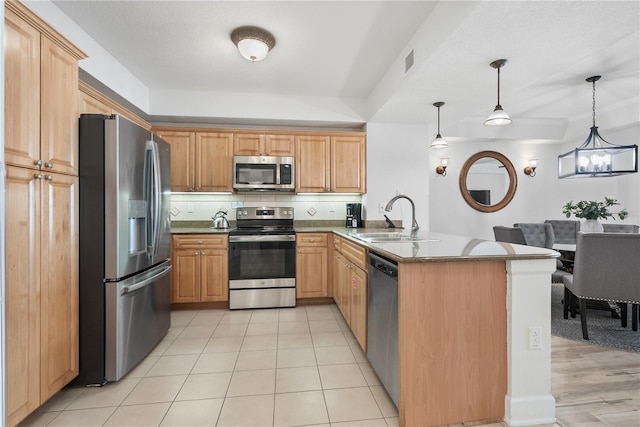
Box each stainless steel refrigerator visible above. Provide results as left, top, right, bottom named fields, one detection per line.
left=75, top=114, right=172, bottom=385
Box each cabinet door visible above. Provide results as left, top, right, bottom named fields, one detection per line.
left=296, top=246, right=328, bottom=298
left=265, top=134, right=295, bottom=156
left=4, top=9, right=41, bottom=170
left=196, top=132, right=233, bottom=192
left=40, top=172, right=79, bottom=402
left=350, top=266, right=368, bottom=352
left=200, top=249, right=229, bottom=302
left=296, top=135, right=330, bottom=193
left=333, top=253, right=351, bottom=322
left=5, top=166, right=41, bottom=426
left=234, top=133, right=264, bottom=156
left=157, top=131, right=195, bottom=192
left=40, top=36, right=79, bottom=176
left=172, top=249, right=201, bottom=303
left=331, top=135, right=366, bottom=193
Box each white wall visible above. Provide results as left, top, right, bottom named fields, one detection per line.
left=364, top=122, right=431, bottom=231
left=429, top=124, right=640, bottom=240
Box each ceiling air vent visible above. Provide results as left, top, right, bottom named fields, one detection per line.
left=405, top=49, right=415, bottom=73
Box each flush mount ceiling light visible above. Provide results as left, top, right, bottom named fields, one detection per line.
left=558, top=75, right=638, bottom=178
left=484, top=59, right=512, bottom=127
left=430, top=102, right=448, bottom=148
left=230, top=26, right=276, bottom=62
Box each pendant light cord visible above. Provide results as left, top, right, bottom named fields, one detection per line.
left=496, top=66, right=501, bottom=106
left=437, top=106, right=441, bottom=134
left=592, top=78, right=597, bottom=128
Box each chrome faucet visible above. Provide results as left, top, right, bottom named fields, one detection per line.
left=384, top=194, right=419, bottom=238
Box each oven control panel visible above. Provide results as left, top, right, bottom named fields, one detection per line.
left=236, top=207, right=294, bottom=220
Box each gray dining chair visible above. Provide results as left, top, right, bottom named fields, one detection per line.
left=602, top=224, right=640, bottom=233
left=545, top=220, right=580, bottom=244
left=494, top=225, right=569, bottom=284
left=562, top=232, right=640, bottom=339
left=513, top=223, right=555, bottom=248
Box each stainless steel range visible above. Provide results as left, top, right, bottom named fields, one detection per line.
left=228, top=207, right=296, bottom=309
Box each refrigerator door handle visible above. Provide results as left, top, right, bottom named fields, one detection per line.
left=121, top=265, right=172, bottom=295
left=145, top=140, right=162, bottom=258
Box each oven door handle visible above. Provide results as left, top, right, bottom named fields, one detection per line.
left=229, top=234, right=296, bottom=242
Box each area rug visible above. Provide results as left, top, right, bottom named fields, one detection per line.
left=550, top=283, right=640, bottom=353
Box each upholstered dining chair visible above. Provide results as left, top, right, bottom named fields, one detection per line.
left=493, top=225, right=527, bottom=245
left=562, top=232, right=640, bottom=339
left=602, top=224, right=640, bottom=233
left=513, top=223, right=555, bottom=248
left=494, top=225, right=569, bottom=284
left=545, top=220, right=580, bottom=244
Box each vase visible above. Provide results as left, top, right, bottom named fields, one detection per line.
left=581, top=219, right=604, bottom=233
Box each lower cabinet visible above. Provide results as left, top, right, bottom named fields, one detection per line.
left=296, top=233, right=330, bottom=298
left=5, top=166, right=79, bottom=426
left=332, top=235, right=368, bottom=351
left=171, top=234, right=229, bottom=303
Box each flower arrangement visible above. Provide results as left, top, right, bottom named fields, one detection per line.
left=562, top=197, right=628, bottom=221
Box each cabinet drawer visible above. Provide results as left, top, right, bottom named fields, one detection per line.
left=297, top=233, right=328, bottom=247
left=340, top=239, right=367, bottom=270
left=332, top=235, right=343, bottom=252
left=172, top=234, right=228, bottom=249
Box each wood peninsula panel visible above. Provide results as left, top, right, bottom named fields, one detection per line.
left=398, top=260, right=507, bottom=426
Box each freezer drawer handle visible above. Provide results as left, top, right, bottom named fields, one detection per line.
left=122, top=265, right=172, bottom=295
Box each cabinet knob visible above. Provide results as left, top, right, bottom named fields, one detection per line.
left=34, top=173, right=43, bottom=180
left=45, top=175, right=53, bottom=181
left=201, top=251, right=206, bottom=255
left=195, top=187, right=200, bottom=191
left=45, top=162, right=53, bottom=168
left=298, top=250, right=301, bottom=253
left=195, top=251, right=200, bottom=255
left=198, top=240, right=203, bottom=244
left=310, top=239, right=315, bottom=243
left=34, top=160, right=43, bottom=166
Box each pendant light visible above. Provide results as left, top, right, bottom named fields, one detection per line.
left=430, top=102, right=448, bottom=148
left=484, top=59, right=512, bottom=127
left=231, top=26, right=276, bottom=62
left=558, top=75, right=638, bottom=178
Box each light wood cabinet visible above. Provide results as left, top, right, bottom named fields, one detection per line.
left=156, top=131, right=233, bottom=192
left=296, top=135, right=331, bottom=192
left=296, top=233, right=330, bottom=298
left=5, top=5, right=83, bottom=177
left=78, top=81, right=151, bottom=130
left=331, top=135, right=366, bottom=193
left=5, top=167, right=79, bottom=425
left=79, top=90, right=113, bottom=116
left=234, top=133, right=295, bottom=156
left=171, top=235, right=229, bottom=303
left=296, top=134, right=366, bottom=193
left=332, top=235, right=367, bottom=351
left=4, top=3, right=84, bottom=425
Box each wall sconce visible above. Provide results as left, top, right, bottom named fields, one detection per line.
left=436, top=158, right=449, bottom=176
left=524, top=159, right=538, bottom=177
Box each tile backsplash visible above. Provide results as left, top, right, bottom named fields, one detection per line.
left=170, top=193, right=364, bottom=222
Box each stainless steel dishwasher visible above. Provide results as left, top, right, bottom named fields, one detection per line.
left=367, top=252, right=399, bottom=407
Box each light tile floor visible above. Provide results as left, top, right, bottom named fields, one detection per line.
left=19, top=304, right=640, bottom=427
left=21, top=304, right=400, bottom=427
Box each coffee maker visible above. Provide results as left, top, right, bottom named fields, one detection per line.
left=346, top=203, right=363, bottom=228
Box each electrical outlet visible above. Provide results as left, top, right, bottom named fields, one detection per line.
left=379, top=203, right=386, bottom=213
left=529, top=326, right=542, bottom=350
left=187, top=203, right=194, bottom=213
left=329, top=204, right=335, bottom=212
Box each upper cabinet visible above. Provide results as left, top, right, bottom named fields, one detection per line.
left=5, top=3, right=85, bottom=176
left=296, top=134, right=366, bottom=193
left=156, top=129, right=233, bottom=192
left=234, top=133, right=295, bottom=156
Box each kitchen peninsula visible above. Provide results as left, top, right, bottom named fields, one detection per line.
left=172, top=222, right=558, bottom=427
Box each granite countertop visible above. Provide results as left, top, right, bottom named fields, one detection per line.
left=171, top=222, right=558, bottom=263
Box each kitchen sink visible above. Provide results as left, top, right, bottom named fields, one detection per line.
left=350, top=232, right=439, bottom=243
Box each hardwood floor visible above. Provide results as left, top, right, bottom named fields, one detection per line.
left=551, top=336, right=640, bottom=427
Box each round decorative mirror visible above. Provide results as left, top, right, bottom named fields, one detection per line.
left=459, top=150, right=517, bottom=212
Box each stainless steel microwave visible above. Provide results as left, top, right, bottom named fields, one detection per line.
left=233, top=156, right=295, bottom=192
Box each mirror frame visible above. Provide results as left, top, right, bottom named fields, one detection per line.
left=459, top=150, right=518, bottom=213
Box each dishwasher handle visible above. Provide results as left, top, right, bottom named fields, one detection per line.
left=368, top=253, right=398, bottom=278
